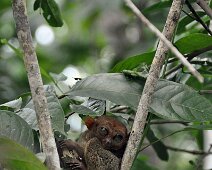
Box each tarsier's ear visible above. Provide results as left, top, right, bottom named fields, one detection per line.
left=84, top=116, right=96, bottom=129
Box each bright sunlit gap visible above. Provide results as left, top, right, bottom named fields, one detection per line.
left=35, top=25, right=55, bottom=45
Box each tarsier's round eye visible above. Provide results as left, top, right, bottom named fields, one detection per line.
left=99, top=126, right=108, bottom=136
left=113, top=134, right=123, bottom=143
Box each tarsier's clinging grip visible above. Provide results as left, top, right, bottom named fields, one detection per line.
left=57, top=115, right=128, bottom=170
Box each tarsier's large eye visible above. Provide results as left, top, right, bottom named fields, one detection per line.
left=98, top=126, right=108, bottom=136
left=113, top=134, right=123, bottom=143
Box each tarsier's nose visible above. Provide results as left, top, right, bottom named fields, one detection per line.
left=103, top=138, right=112, bottom=148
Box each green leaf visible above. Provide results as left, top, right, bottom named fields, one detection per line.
left=0, top=110, right=34, bottom=150
left=71, top=104, right=97, bottom=115
left=46, top=89, right=65, bottom=134
left=142, top=1, right=172, bottom=14
left=16, top=108, right=38, bottom=130
left=151, top=80, right=212, bottom=121
left=70, top=98, right=106, bottom=116
left=50, top=72, right=67, bottom=82
left=87, top=98, right=106, bottom=115
left=146, top=128, right=169, bottom=161
left=69, top=73, right=145, bottom=109
left=68, top=73, right=212, bottom=122
left=33, top=0, right=41, bottom=11
left=34, top=0, right=63, bottom=27
left=23, top=86, right=65, bottom=134
left=1, top=39, right=23, bottom=58
left=0, top=137, right=47, bottom=170
left=111, top=51, right=154, bottom=72
left=176, top=11, right=206, bottom=35
left=0, top=97, right=22, bottom=111
left=175, top=33, right=212, bottom=54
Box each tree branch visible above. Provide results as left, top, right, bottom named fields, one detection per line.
left=121, top=1, right=184, bottom=169
left=12, top=1, right=60, bottom=169
left=150, top=120, right=189, bottom=125
left=166, top=145, right=212, bottom=155
left=165, top=45, right=212, bottom=77
left=197, top=0, right=212, bottom=19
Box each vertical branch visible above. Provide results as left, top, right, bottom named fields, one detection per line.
left=121, top=0, right=184, bottom=169
left=12, top=0, right=60, bottom=169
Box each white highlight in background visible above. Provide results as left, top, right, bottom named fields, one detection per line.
left=35, top=25, right=55, bottom=45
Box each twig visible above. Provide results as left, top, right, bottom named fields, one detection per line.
left=199, top=90, right=212, bottom=94
left=166, top=145, right=212, bottom=155
left=165, top=45, right=212, bottom=77
left=197, top=0, right=212, bottom=19
left=12, top=0, right=60, bottom=169
left=140, top=130, right=184, bottom=152
left=150, top=120, right=189, bottom=125
left=121, top=1, right=184, bottom=169
left=185, top=0, right=212, bottom=36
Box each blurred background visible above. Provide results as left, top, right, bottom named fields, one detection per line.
left=0, top=0, right=206, bottom=169
left=0, top=0, right=163, bottom=103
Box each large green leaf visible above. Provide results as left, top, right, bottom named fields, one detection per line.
left=68, top=73, right=212, bottom=122
left=0, top=110, right=34, bottom=150
left=175, top=33, right=212, bottom=54
left=0, top=97, right=22, bottom=111
left=111, top=51, right=154, bottom=73
left=142, top=0, right=196, bottom=14
left=46, top=90, right=65, bottom=134
left=69, top=73, right=145, bottom=109
left=176, top=11, right=206, bottom=35
left=23, top=87, right=65, bottom=134
left=142, top=1, right=172, bottom=14
left=70, top=98, right=105, bottom=116
left=16, top=108, right=38, bottom=130
left=151, top=80, right=212, bottom=121
left=0, top=137, right=47, bottom=170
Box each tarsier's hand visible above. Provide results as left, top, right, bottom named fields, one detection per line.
left=57, top=140, right=86, bottom=170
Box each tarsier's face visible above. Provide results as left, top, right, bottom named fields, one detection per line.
left=94, top=116, right=128, bottom=150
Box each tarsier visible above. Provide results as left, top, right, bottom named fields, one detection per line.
left=57, top=115, right=128, bottom=170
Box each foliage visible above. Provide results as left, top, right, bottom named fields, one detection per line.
left=0, top=0, right=212, bottom=169
left=0, top=137, right=47, bottom=170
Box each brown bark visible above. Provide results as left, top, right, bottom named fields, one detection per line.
left=12, top=0, right=60, bottom=169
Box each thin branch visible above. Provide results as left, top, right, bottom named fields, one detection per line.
left=165, top=45, right=212, bottom=77
left=166, top=145, right=212, bottom=155
left=12, top=0, right=60, bottom=169
left=140, top=130, right=184, bottom=152
left=197, top=0, right=212, bottom=19
left=150, top=120, right=189, bottom=125
left=185, top=0, right=212, bottom=36
left=121, top=1, right=184, bottom=169
left=199, top=90, right=212, bottom=94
